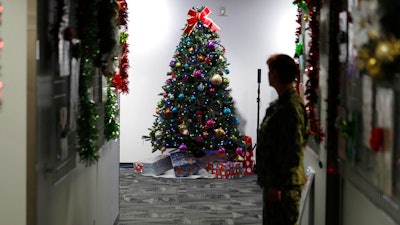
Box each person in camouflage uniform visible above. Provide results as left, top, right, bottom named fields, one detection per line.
left=256, top=54, right=310, bottom=225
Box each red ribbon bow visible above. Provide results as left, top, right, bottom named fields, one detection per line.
left=184, top=7, right=220, bottom=35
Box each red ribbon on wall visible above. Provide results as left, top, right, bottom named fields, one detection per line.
left=184, top=7, right=220, bottom=35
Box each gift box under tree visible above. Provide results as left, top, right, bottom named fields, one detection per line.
left=243, top=149, right=255, bottom=175
left=170, top=151, right=199, bottom=177
left=206, top=161, right=244, bottom=179
left=242, top=135, right=255, bottom=175
left=140, top=154, right=173, bottom=176
left=133, top=161, right=144, bottom=174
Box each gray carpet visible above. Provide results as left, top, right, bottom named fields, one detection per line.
left=118, top=167, right=263, bottom=225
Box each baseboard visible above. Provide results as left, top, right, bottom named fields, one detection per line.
left=120, top=163, right=133, bottom=168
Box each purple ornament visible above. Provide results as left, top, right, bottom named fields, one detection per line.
left=194, top=70, right=202, bottom=78
left=235, top=147, right=243, bottom=156
left=207, top=41, right=215, bottom=49
left=179, top=143, right=187, bottom=152
left=205, top=119, right=216, bottom=129
left=218, top=147, right=226, bottom=155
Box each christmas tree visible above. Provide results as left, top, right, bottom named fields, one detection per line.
left=143, top=6, right=248, bottom=159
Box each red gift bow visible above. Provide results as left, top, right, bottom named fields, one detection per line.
left=243, top=135, right=253, bottom=148
left=184, top=7, right=220, bottom=34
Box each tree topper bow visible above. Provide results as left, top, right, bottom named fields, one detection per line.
left=184, top=7, right=220, bottom=35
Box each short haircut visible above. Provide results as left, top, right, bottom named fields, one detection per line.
left=266, top=54, right=299, bottom=84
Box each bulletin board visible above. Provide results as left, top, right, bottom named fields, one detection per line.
left=338, top=0, right=400, bottom=223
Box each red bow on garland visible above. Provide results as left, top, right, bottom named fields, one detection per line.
left=184, top=7, right=220, bottom=34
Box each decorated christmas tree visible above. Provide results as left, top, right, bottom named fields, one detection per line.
left=143, top=6, right=249, bottom=159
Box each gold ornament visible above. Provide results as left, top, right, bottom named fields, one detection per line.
left=214, top=127, right=226, bottom=137
left=375, top=41, right=393, bottom=61
left=303, top=14, right=309, bottom=22
left=366, top=57, right=381, bottom=78
left=211, top=74, right=223, bottom=86
left=368, top=28, right=379, bottom=41
left=233, top=155, right=244, bottom=162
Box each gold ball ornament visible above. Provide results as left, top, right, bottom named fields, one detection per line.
left=375, top=41, right=393, bottom=61
left=214, top=128, right=226, bottom=137
left=211, top=74, right=223, bottom=86
left=366, top=57, right=381, bottom=78
left=368, top=28, right=379, bottom=41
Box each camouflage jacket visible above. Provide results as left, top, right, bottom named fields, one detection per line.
left=256, top=89, right=310, bottom=189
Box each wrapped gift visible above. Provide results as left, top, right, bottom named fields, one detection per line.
left=206, top=161, right=244, bottom=179
left=170, top=152, right=199, bottom=177
left=141, top=154, right=172, bottom=176
left=243, top=149, right=255, bottom=175
left=133, top=161, right=144, bottom=174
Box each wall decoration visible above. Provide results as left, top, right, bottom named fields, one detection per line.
left=353, top=0, right=400, bottom=80
left=372, top=87, right=394, bottom=196
left=293, top=0, right=324, bottom=143
left=75, top=0, right=101, bottom=166
left=73, top=0, right=130, bottom=165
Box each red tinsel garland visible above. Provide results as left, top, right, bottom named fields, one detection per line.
left=293, top=0, right=325, bottom=143
left=113, top=0, right=130, bottom=94
left=117, top=0, right=129, bottom=27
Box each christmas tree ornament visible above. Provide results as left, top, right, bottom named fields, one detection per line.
left=223, top=107, right=231, bottom=115
left=235, top=147, right=243, bottom=156
left=197, top=83, right=205, bottom=91
left=211, top=74, right=223, bottom=85
left=193, top=69, right=202, bottom=78
left=215, top=127, right=226, bottom=137
left=223, top=78, right=230, bottom=85
left=218, top=147, right=226, bottom=155
left=179, top=143, right=187, bottom=152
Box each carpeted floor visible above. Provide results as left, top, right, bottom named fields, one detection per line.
left=118, top=167, right=263, bottom=225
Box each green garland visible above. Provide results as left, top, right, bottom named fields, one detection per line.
left=104, top=77, right=120, bottom=140
left=98, top=0, right=121, bottom=140
left=76, top=0, right=101, bottom=166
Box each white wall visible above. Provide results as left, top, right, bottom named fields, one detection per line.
left=0, top=1, right=28, bottom=224
left=121, top=0, right=298, bottom=163
left=38, top=142, right=120, bottom=225
left=343, top=181, right=396, bottom=225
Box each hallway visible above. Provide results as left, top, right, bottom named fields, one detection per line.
left=118, top=166, right=263, bottom=225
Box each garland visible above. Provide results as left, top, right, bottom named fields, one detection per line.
left=293, top=0, right=324, bottom=143
left=76, top=0, right=101, bottom=166
left=98, top=0, right=120, bottom=140
left=114, top=0, right=130, bottom=94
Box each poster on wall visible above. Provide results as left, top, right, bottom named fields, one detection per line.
left=373, top=87, right=394, bottom=196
